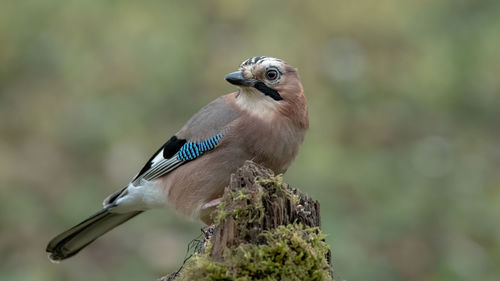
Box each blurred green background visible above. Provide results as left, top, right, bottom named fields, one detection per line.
left=1, top=0, right=499, bottom=280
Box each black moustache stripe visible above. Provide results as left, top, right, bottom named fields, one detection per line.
left=254, top=82, right=283, bottom=101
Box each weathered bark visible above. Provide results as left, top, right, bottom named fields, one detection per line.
left=159, top=161, right=332, bottom=281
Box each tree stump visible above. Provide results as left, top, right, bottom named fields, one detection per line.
left=159, top=161, right=332, bottom=281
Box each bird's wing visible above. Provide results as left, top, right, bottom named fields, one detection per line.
left=131, top=133, right=225, bottom=184
left=108, top=95, right=239, bottom=200
left=138, top=94, right=238, bottom=179
left=104, top=95, right=238, bottom=207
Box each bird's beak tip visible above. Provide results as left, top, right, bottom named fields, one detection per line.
left=225, top=71, right=254, bottom=87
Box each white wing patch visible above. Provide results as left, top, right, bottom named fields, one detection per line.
left=150, top=149, right=165, bottom=166
left=142, top=156, right=183, bottom=181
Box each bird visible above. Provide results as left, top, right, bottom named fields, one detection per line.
left=46, top=56, right=309, bottom=262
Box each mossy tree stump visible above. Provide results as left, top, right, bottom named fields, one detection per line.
left=160, top=161, right=332, bottom=281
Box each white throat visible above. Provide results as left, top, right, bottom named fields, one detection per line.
left=235, top=87, right=279, bottom=120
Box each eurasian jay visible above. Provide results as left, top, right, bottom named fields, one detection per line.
left=46, top=56, right=309, bottom=262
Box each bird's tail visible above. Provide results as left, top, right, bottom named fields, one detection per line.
left=46, top=207, right=142, bottom=262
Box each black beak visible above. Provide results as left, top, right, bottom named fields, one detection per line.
left=225, top=70, right=283, bottom=101
left=225, top=71, right=256, bottom=87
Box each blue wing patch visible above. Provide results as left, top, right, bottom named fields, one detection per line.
left=177, top=134, right=222, bottom=161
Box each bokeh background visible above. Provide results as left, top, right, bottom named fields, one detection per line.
left=1, top=0, right=499, bottom=280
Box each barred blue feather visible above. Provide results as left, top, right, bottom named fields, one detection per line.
left=177, top=134, right=223, bottom=161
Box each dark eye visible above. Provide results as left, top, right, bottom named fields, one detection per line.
left=265, top=69, right=279, bottom=81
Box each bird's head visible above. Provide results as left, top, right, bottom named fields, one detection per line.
left=225, top=56, right=304, bottom=103
left=225, top=57, right=307, bottom=127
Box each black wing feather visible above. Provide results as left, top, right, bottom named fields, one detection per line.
left=133, top=136, right=186, bottom=181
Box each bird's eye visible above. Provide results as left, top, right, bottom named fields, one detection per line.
left=265, top=69, right=279, bottom=81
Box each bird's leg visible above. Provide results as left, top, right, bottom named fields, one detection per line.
left=199, top=198, right=222, bottom=225
left=202, top=198, right=222, bottom=209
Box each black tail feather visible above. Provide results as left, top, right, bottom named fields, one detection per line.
left=46, top=207, right=142, bottom=262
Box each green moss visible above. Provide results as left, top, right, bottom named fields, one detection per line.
left=214, top=174, right=300, bottom=226
left=179, top=224, right=332, bottom=281
left=255, top=175, right=300, bottom=205
left=213, top=184, right=266, bottom=226
left=189, top=172, right=332, bottom=280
